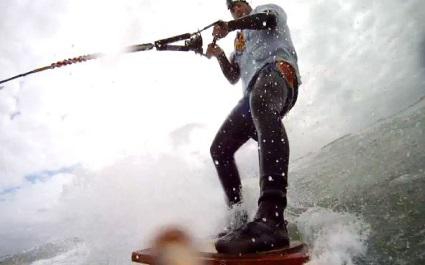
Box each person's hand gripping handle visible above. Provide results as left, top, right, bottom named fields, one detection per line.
left=206, top=37, right=224, bottom=59
left=212, top=20, right=230, bottom=39
left=206, top=20, right=230, bottom=59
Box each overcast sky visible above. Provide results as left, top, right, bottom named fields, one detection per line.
left=0, top=0, right=424, bottom=258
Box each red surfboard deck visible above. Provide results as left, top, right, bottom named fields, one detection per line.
left=132, top=241, right=309, bottom=265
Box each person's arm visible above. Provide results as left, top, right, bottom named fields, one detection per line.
left=206, top=44, right=240, bottom=84
left=228, top=11, right=277, bottom=31
left=217, top=51, right=240, bottom=84
left=213, top=11, right=277, bottom=39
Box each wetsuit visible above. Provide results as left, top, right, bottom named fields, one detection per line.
left=210, top=4, right=300, bottom=224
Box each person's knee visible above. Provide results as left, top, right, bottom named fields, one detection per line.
left=210, top=138, right=229, bottom=161
left=210, top=137, right=239, bottom=163
left=210, top=140, right=221, bottom=160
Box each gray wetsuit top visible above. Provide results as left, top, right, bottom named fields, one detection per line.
left=232, top=4, right=301, bottom=95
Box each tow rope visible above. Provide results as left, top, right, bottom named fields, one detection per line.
left=0, top=21, right=220, bottom=86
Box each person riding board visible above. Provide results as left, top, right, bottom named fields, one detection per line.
left=206, top=0, right=301, bottom=254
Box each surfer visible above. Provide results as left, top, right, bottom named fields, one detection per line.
left=206, top=0, right=301, bottom=254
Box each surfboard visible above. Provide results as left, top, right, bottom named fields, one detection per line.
left=132, top=241, right=309, bottom=265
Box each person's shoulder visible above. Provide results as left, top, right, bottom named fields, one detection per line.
left=254, top=3, right=286, bottom=18
left=254, top=3, right=285, bottom=14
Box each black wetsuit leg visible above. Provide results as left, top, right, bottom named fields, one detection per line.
left=210, top=96, right=257, bottom=207
left=211, top=64, right=295, bottom=215
left=249, top=65, right=293, bottom=222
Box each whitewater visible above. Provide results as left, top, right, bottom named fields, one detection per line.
left=1, top=97, right=424, bottom=265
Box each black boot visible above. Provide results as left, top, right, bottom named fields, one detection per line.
left=214, top=217, right=289, bottom=254
left=215, top=185, right=289, bottom=254
left=217, top=205, right=249, bottom=238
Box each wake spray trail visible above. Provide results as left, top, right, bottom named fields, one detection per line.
left=296, top=207, right=370, bottom=265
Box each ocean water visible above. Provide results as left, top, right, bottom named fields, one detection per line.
left=288, top=97, right=425, bottom=265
